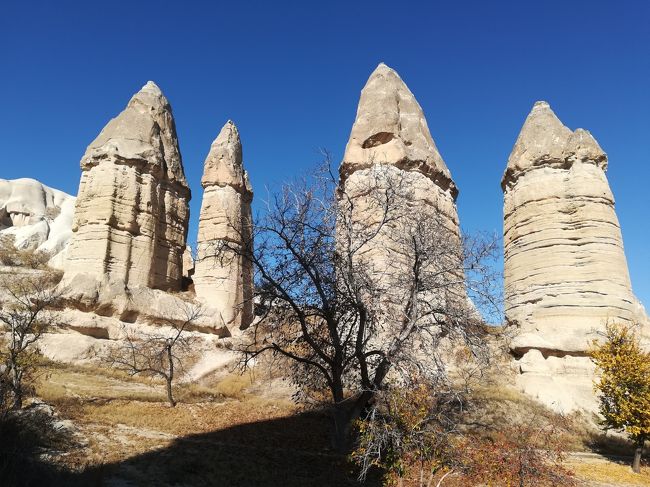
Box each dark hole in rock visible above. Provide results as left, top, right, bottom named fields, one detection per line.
left=119, top=310, right=139, bottom=323
left=68, top=326, right=110, bottom=340
left=94, top=304, right=116, bottom=317
left=362, top=132, right=395, bottom=149
left=0, top=209, right=13, bottom=230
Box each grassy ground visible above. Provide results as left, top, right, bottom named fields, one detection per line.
left=22, top=361, right=650, bottom=486
left=32, top=362, right=376, bottom=486
left=568, top=456, right=650, bottom=486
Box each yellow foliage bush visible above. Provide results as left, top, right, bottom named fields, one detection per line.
left=591, top=322, right=650, bottom=472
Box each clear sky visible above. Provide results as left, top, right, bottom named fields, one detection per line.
left=1, top=1, right=648, bottom=307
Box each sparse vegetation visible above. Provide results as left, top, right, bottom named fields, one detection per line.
left=0, top=269, right=62, bottom=409
left=591, top=322, right=650, bottom=473
left=5, top=358, right=641, bottom=486
left=0, top=234, right=51, bottom=269
left=453, top=417, right=577, bottom=486
left=103, top=302, right=203, bottom=407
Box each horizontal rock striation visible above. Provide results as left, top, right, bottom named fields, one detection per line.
left=503, top=101, right=649, bottom=412
left=64, top=81, right=190, bottom=291
left=503, top=101, right=647, bottom=354
left=194, top=121, right=254, bottom=330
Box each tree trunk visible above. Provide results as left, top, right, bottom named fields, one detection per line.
left=632, top=440, right=643, bottom=474
left=10, top=365, right=22, bottom=410
left=11, top=389, right=22, bottom=410
left=330, top=390, right=376, bottom=453
left=166, top=344, right=176, bottom=407
left=166, top=377, right=176, bottom=407
left=332, top=404, right=350, bottom=453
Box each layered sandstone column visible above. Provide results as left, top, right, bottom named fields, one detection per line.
left=194, top=121, right=254, bottom=330
left=503, top=101, right=647, bottom=355
left=339, top=63, right=465, bottom=321
left=64, top=81, right=190, bottom=291
left=503, top=102, right=649, bottom=412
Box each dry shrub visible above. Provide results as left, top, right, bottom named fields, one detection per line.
left=453, top=417, right=577, bottom=487
left=0, top=234, right=51, bottom=268
left=352, top=382, right=577, bottom=487
left=0, top=234, right=21, bottom=266
left=351, top=382, right=462, bottom=486
left=213, top=371, right=255, bottom=399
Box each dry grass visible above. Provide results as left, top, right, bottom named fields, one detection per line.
left=468, top=384, right=634, bottom=453
left=569, top=459, right=650, bottom=486
left=32, top=360, right=300, bottom=477
left=25, top=359, right=649, bottom=486
left=36, top=359, right=260, bottom=402
left=71, top=397, right=294, bottom=436
left=211, top=370, right=256, bottom=398
left=36, top=366, right=167, bottom=404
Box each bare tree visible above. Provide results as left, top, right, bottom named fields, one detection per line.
left=104, top=301, right=202, bottom=407
left=215, top=155, right=501, bottom=451
left=0, top=270, right=62, bottom=409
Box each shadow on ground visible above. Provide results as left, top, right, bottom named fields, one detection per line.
left=29, top=409, right=381, bottom=487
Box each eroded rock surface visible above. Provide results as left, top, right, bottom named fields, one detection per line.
left=340, top=64, right=457, bottom=200
left=64, top=81, right=190, bottom=291
left=503, top=101, right=648, bottom=353
left=0, top=178, right=76, bottom=267
left=194, top=121, right=254, bottom=330
left=503, top=102, right=649, bottom=412
left=339, top=63, right=467, bottom=325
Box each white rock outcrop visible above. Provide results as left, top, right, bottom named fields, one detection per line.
left=503, top=101, right=649, bottom=412
left=194, top=121, right=254, bottom=330
left=64, top=81, right=190, bottom=291
left=0, top=178, right=76, bottom=266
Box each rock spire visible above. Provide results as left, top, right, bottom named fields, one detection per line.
left=64, top=81, right=191, bottom=291
left=503, top=101, right=646, bottom=352
left=339, top=63, right=467, bottom=326
left=503, top=101, right=649, bottom=412
left=194, top=121, right=254, bottom=330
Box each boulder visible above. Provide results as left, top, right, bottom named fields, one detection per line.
left=61, top=271, right=233, bottom=336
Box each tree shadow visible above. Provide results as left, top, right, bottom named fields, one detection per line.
left=64, top=409, right=382, bottom=487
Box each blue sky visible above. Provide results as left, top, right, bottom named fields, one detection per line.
left=1, top=0, right=648, bottom=307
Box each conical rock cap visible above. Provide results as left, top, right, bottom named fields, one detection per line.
left=341, top=63, right=456, bottom=198
left=502, top=101, right=606, bottom=188
left=202, top=120, right=251, bottom=195
left=81, top=81, right=188, bottom=187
